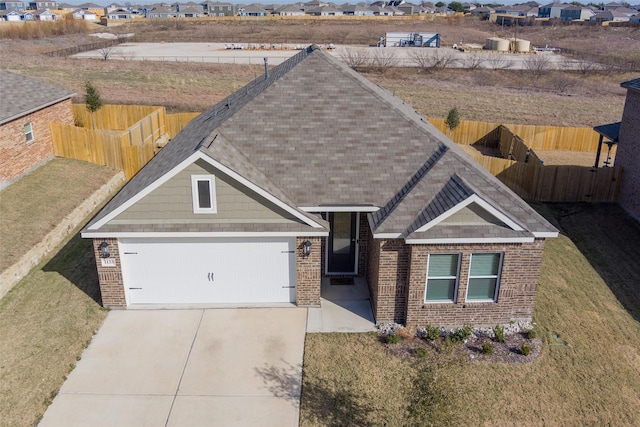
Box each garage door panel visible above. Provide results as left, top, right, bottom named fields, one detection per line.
left=120, top=238, right=296, bottom=305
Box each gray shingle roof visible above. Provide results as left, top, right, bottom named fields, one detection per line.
left=85, top=45, right=556, bottom=239
left=0, top=70, right=75, bottom=125
left=622, top=77, right=640, bottom=92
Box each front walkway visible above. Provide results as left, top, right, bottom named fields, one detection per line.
left=306, top=277, right=377, bottom=333
left=40, top=308, right=306, bottom=427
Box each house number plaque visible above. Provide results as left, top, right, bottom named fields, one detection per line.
left=101, top=258, right=116, bottom=267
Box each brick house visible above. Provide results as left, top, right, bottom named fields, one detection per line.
left=616, top=78, right=640, bottom=222
left=0, top=71, right=74, bottom=190
left=82, top=46, right=557, bottom=327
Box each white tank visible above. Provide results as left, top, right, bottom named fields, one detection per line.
left=495, top=38, right=510, bottom=52
left=514, top=38, right=531, bottom=53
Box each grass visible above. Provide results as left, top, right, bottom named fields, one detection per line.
left=0, top=158, right=119, bottom=272
left=301, top=203, right=640, bottom=426
left=0, top=232, right=109, bottom=427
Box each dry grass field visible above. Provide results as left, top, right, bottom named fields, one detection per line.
left=1, top=17, right=636, bottom=126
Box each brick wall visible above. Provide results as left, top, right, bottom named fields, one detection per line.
left=617, top=88, right=640, bottom=221
left=367, top=237, right=410, bottom=324
left=92, top=238, right=127, bottom=308
left=0, top=99, right=73, bottom=189
left=405, top=240, right=545, bottom=328
left=357, top=213, right=368, bottom=276
left=296, top=236, right=322, bottom=307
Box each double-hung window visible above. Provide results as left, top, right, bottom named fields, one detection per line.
left=191, top=175, right=216, bottom=213
left=24, top=123, right=34, bottom=143
left=425, top=254, right=460, bottom=303
left=467, top=253, right=503, bottom=302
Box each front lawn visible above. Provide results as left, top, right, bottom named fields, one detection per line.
left=0, top=158, right=118, bottom=272
left=301, top=203, right=640, bottom=426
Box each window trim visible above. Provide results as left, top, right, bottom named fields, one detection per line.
left=191, top=175, right=217, bottom=214
left=424, top=253, right=461, bottom=304
left=465, top=252, right=503, bottom=302
left=24, top=122, right=34, bottom=143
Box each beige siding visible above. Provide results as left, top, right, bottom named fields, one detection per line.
left=111, top=159, right=299, bottom=225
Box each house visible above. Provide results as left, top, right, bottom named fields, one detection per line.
left=82, top=46, right=557, bottom=328
left=0, top=71, right=74, bottom=189
left=0, top=1, right=25, bottom=11
left=560, top=5, right=595, bottom=21
left=71, top=7, right=96, bottom=19
left=274, top=3, right=305, bottom=16
left=202, top=1, right=235, bottom=16
left=341, top=4, right=374, bottom=16
left=0, top=8, right=22, bottom=19
left=27, top=0, right=55, bottom=9
left=615, top=78, right=640, bottom=222
left=176, top=5, right=203, bottom=17
left=306, top=5, right=343, bottom=15
left=105, top=8, right=134, bottom=19
left=590, top=9, right=631, bottom=22
left=538, top=1, right=568, bottom=18
left=33, top=7, right=58, bottom=19
left=237, top=3, right=268, bottom=16
left=146, top=5, right=175, bottom=18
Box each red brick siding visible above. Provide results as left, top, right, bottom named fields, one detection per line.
left=405, top=240, right=545, bottom=327
left=296, top=236, right=322, bottom=307
left=617, top=89, right=640, bottom=221
left=0, top=99, right=73, bottom=188
left=368, top=238, right=410, bottom=324
left=92, top=238, right=127, bottom=308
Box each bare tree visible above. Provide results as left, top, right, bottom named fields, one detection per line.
left=463, top=53, right=484, bottom=70
left=337, top=47, right=371, bottom=70
left=485, top=53, right=512, bottom=70
left=409, top=48, right=457, bottom=72
left=371, top=48, right=398, bottom=74
left=524, top=53, right=552, bottom=84
left=549, top=72, right=576, bottom=94
left=97, top=46, right=115, bottom=61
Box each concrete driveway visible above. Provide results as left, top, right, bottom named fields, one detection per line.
left=39, top=308, right=306, bottom=427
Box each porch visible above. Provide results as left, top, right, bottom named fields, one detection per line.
left=306, top=276, right=376, bottom=333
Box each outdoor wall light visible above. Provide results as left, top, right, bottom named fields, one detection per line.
left=99, top=241, right=110, bottom=258
left=303, top=240, right=312, bottom=257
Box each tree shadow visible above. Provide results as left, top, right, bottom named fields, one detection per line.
left=254, top=360, right=302, bottom=407
left=533, top=202, right=640, bottom=323
left=42, top=233, right=102, bottom=304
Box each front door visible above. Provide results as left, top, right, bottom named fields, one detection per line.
left=327, top=212, right=357, bottom=274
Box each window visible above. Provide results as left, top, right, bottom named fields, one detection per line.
left=425, top=254, right=460, bottom=303
left=191, top=175, right=216, bottom=213
left=467, top=253, right=503, bottom=302
left=24, top=122, right=34, bottom=143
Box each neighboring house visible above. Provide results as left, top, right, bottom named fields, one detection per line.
left=341, top=4, right=374, bottom=16
left=82, top=46, right=558, bottom=328
left=274, top=3, right=305, bottom=16
left=0, top=1, right=25, bottom=11
left=590, top=9, right=631, bottom=22
left=471, top=6, right=494, bottom=17
left=615, top=78, right=640, bottom=222
left=105, top=8, right=134, bottom=19
left=560, top=5, right=595, bottom=21
left=538, top=2, right=568, bottom=18
left=176, top=5, right=203, bottom=17
left=0, top=8, right=22, bottom=19
left=146, top=6, right=175, bottom=18
left=71, top=7, right=96, bottom=19
left=202, top=1, right=235, bottom=16
left=306, top=5, right=343, bottom=15
left=0, top=71, right=74, bottom=190
left=237, top=3, right=268, bottom=16
left=33, top=8, right=58, bottom=19
left=27, top=0, right=56, bottom=9
left=369, top=5, right=395, bottom=15
left=604, top=1, right=623, bottom=10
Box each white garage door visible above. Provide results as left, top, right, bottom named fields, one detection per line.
left=119, top=237, right=296, bottom=305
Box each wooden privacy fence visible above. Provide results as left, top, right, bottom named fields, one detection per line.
left=428, top=118, right=602, bottom=152
left=53, top=105, right=198, bottom=179
left=461, top=141, right=622, bottom=203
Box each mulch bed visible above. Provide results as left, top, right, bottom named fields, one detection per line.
left=383, top=333, right=543, bottom=364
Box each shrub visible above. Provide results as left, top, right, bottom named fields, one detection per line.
left=424, top=324, right=441, bottom=342
left=494, top=324, right=506, bottom=344
left=520, top=343, right=531, bottom=356
left=481, top=340, right=494, bottom=355
left=449, top=324, right=473, bottom=344
left=387, top=333, right=401, bottom=344
left=526, top=329, right=537, bottom=340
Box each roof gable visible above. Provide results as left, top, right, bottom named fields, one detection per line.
left=85, top=45, right=557, bottom=240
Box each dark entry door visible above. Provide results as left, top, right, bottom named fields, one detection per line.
left=327, top=212, right=357, bottom=274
